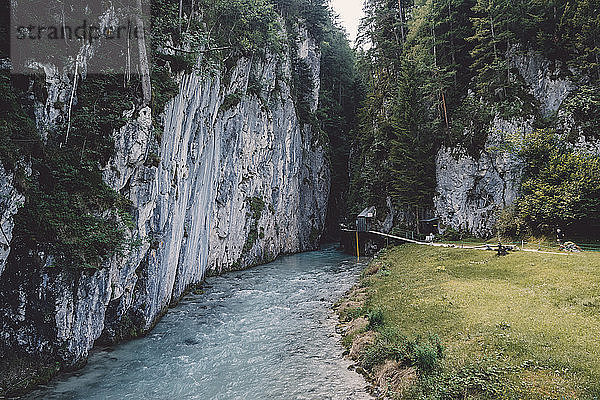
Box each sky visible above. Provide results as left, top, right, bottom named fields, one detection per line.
left=329, top=0, right=365, bottom=44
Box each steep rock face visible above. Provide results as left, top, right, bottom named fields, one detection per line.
left=0, top=29, right=328, bottom=369
left=0, top=165, right=24, bottom=277
left=435, top=118, right=530, bottom=236
left=507, top=47, right=574, bottom=116
left=434, top=48, right=574, bottom=236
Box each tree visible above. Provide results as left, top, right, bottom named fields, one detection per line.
left=516, top=130, right=600, bottom=235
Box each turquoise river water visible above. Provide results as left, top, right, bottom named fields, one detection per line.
left=28, top=246, right=372, bottom=399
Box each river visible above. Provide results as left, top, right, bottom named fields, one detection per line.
left=28, top=246, right=372, bottom=399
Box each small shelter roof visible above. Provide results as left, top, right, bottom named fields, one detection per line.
left=358, top=206, right=376, bottom=219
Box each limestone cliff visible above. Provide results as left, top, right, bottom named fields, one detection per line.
left=434, top=48, right=590, bottom=236
left=0, top=27, right=327, bottom=372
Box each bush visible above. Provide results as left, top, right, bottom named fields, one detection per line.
left=413, top=335, right=444, bottom=373
left=496, top=205, right=526, bottom=239
left=360, top=328, right=445, bottom=375
left=367, top=308, right=385, bottom=330
left=561, top=86, right=600, bottom=141
left=220, top=91, right=244, bottom=113
left=516, top=129, right=600, bottom=236
left=360, top=328, right=408, bottom=370
left=440, top=227, right=462, bottom=241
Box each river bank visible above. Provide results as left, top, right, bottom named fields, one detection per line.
left=335, top=244, right=600, bottom=399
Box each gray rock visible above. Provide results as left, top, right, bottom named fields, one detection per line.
left=0, top=26, right=328, bottom=369
left=435, top=47, right=576, bottom=236
left=435, top=117, right=529, bottom=236
left=0, top=164, right=24, bottom=277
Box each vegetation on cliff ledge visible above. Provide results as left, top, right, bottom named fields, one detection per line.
left=1, top=0, right=345, bottom=270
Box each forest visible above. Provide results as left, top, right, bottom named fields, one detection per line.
left=344, top=0, right=600, bottom=238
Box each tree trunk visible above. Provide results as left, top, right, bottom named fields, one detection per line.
left=398, top=0, right=405, bottom=43
left=432, top=24, right=437, bottom=67
left=136, top=0, right=151, bottom=106
left=179, top=0, right=183, bottom=34
left=442, top=91, right=449, bottom=129
left=490, top=15, right=497, bottom=59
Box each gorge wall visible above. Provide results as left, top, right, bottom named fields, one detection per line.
left=0, top=26, right=328, bottom=374
left=434, top=48, right=589, bottom=237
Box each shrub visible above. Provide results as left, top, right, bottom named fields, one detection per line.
left=360, top=330, right=407, bottom=370
left=413, top=335, right=444, bottom=373
left=220, top=91, right=244, bottom=113
left=367, top=308, right=385, bottom=330
left=496, top=204, right=526, bottom=239
left=561, top=86, right=600, bottom=141
left=516, top=129, right=600, bottom=235
left=360, top=328, right=445, bottom=375
left=440, top=227, right=462, bottom=241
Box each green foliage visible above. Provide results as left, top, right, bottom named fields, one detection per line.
left=360, top=327, right=444, bottom=374
left=242, top=228, right=259, bottom=254
left=417, top=362, right=519, bottom=399
left=248, top=196, right=266, bottom=221
left=388, top=61, right=440, bottom=209
left=561, top=86, right=600, bottom=141
left=246, top=73, right=264, bottom=99
left=447, top=95, right=493, bottom=157
left=152, top=0, right=281, bottom=70
left=439, top=227, right=462, bottom=241
left=496, top=204, right=524, bottom=239
left=543, top=0, right=600, bottom=81
left=151, top=0, right=334, bottom=73
left=367, top=308, right=385, bottom=330
left=414, top=334, right=444, bottom=373
left=151, top=64, right=180, bottom=120
left=512, top=129, right=600, bottom=236
left=220, top=91, right=244, bottom=113
left=349, top=0, right=600, bottom=233
left=318, top=19, right=363, bottom=234
left=8, top=75, right=139, bottom=270
left=0, top=73, right=40, bottom=171
left=242, top=196, right=266, bottom=255
left=274, top=0, right=330, bottom=42
left=204, top=0, right=281, bottom=58
left=291, top=56, right=316, bottom=126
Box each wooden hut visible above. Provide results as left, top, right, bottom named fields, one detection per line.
left=356, top=206, right=376, bottom=232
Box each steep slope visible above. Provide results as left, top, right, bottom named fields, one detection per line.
left=0, top=23, right=328, bottom=388
left=435, top=47, right=598, bottom=236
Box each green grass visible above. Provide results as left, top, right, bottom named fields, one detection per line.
left=349, top=244, right=600, bottom=399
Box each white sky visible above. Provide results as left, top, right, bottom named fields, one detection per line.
left=329, top=0, right=365, bottom=43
